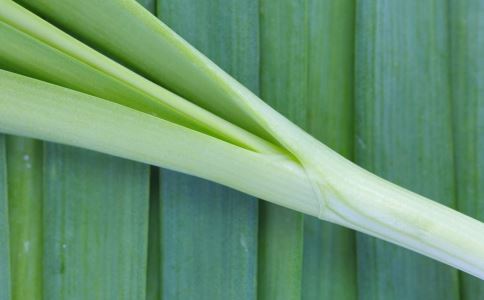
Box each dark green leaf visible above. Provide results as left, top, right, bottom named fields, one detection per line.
left=355, top=1, right=459, bottom=299
left=43, top=145, right=149, bottom=300
left=6, top=137, right=43, bottom=300
left=0, top=135, right=11, bottom=300
left=137, top=0, right=156, bottom=12
left=157, top=1, right=259, bottom=299
left=449, top=0, right=484, bottom=297
left=302, top=1, right=357, bottom=299
left=146, top=167, right=161, bottom=300
left=258, top=0, right=307, bottom=298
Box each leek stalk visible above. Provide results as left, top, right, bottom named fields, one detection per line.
left=1, top=0, right=484, bottom=281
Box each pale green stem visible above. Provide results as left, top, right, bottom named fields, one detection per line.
left=1, top=70, right=484, bottom=280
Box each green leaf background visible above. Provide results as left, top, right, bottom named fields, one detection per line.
left=1, top=0, right=482, bottom=299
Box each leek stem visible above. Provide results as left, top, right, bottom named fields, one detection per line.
left=1, top=69, right=484, bottom=279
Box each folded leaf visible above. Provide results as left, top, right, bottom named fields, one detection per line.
left=0, top=0, right=277, bottom=154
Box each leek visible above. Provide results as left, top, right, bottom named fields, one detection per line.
left=157, top=1, right=259, bottom=298
left=43, top=145, right=149, bottom=299
left=302, top=0, right=357, bottom=298
left=0, top=135, right=11, bottom=299
left=6, top=137, right=43, bottom=300
left=450, top=0, right=484, bottom=296
left=355, top=0, right=459, bottom=298
left=1, top=0, right=484, bottom=281
left=259, top=1, right=306, bottom=298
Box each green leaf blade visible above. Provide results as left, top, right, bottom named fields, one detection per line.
left=3, top=0, right=484, bottom=286
left=160, top=171, right=258, bottom=300
left=355, top=1, right=459, bottom=298
left=13, top=0, right=275, bottom=143
left=156, top=1, right=260, bottom=299
left=43, top=145, right=150, bottom=300
left=137, top=0, right=156, bottom=12
left=0, top=4, right=278, bottom=155
left=6, top=137, right=43, bottom=300
left=449, top=0, right=484, bottom=297
left=302, top=1, right=357, bottom=298
left=258, top=204, right=303, bottom=300
left=258, top=1, right=308, bottom=298
left=0, top=135, right=11, bottom=300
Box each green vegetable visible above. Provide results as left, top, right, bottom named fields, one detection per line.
left=1, top=0, right=484, bottom=283
left=450, top=0, right=484, bottom=297
left=258, top=1, right=306, bottom=298
left=43, top=145, right=149, bottom=299
left=157, top=1, right=259, bottom=298
left=146, top=168, right=161, bottom=300
left=6, top=137, right=43, bottom=300
left=0, top=135, right=11, bottom=300
left=355, top=0, right=459, bottom=298
left=302, top=0, right=357, bottom=298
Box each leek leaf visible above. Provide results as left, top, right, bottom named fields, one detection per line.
left=43, top=145, right=149, bottom=300
left=35, top=0, right=151, bottom=293
left=146, top=167, right=161, bottom=300
left=138, top=4, right=161, bottom=300
left=355, top=1, right=459, bottom=298
left=160, top=172, right=258, bottom=299
left=258, top=1, right=307, bottom=298
left=13, top=0, right=277, bottom=143
left=0, top=69, right=315, bottom=217
left=302, top=0, right=357, bottom=298
left=2, top=0, right=484, bottom=281
left=0, top=135, right=11, bottom=300
left=157, top=0, right=259, bottom=299
left=6, top=137, right=43, bottom=300
left=450, top=0, right=484, bottom=297
left=137, top=0, right=155, bottom=13
left=0, top=1, right=277, bottom=154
